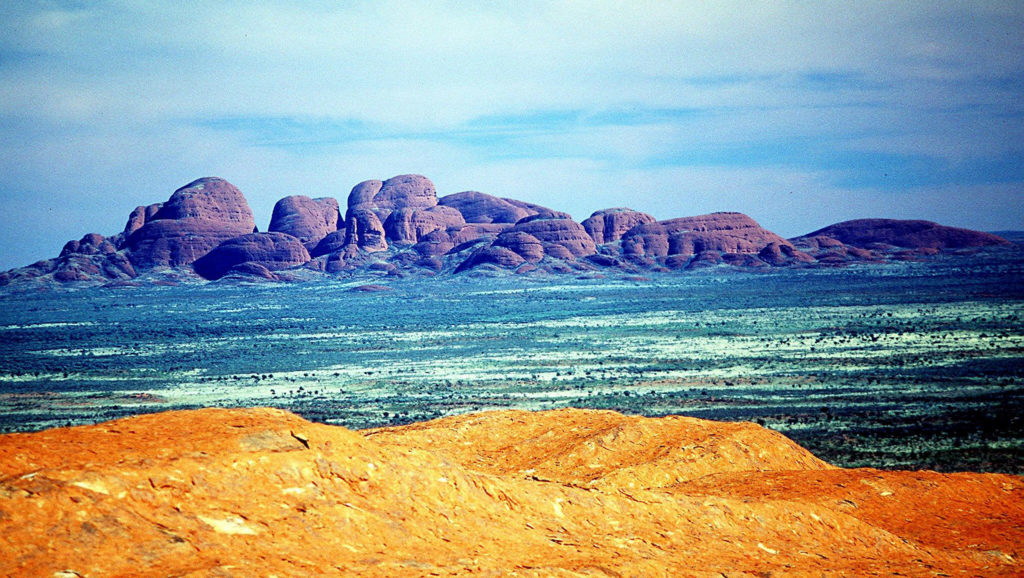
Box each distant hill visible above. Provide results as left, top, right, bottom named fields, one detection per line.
left=0, top=175, right=1014, bottom=288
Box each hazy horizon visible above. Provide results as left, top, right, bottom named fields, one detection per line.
left=2, top=2, right=1022, bottom=271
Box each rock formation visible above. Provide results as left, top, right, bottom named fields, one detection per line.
left=509, top=216, right=597, bottom=258
left=0, top=407, right=1020, bottom=576
left=438, top=191, right=533, bottom=224
left=268, top=195, right=341, bottom=250
left=582, top=207, right=656, bottom=244
left=125, top=177, right=256, bottom=269
left=383, top=205, right=465, bottom=245
left=0, top=174, right=1016, bottom=288
left=192, top=232, right=312, bottom=280
left=795, top=218, right=1012, bottom=252
left=616, top=212, right=815, bottom=269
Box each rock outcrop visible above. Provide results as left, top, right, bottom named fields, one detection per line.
left=125, top=177, right=256, bottom=269
left=438, top=191, right=533, bottom=224
left=795, top=218, right=1012, bottom=251
left=617, top=212, right=814, bottom=269
left=509, top=216, right=597, bottom=258
left=268, top=196, right=341, bottom=250
left=1, top=175, right=1017, bottom=288
left=582, top=207, right=656, bottom=244
left=383, top=205, right=465, bottom=245
left=192, top=232, right=311, bottom=280
left=0, top=407, right=1020, bottom=576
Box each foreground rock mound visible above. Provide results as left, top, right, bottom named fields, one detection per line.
left=1, top=408, right=1019, bottom=576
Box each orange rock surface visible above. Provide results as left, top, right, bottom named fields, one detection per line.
left=0, top=407, right=1020, bottom=576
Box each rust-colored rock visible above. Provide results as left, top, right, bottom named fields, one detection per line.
left=412, top=229, right=455, bottom=257
left=122, top=203, right=163, bottom=238
left=343, top=207, right=388, bottom=252
left=438, top=191, right=533, bottom=224
left=192, top=232, right=311, bottom=280
left=1, top=407, right=1020, bottom=577
left=798, top=218, right=1011, bottom=250
left=494, top=231, right=545, bottom=262
left=308, top=229, right=348, bottom=258
left=758, top=241, right=816, bottom=266
left=582, top=207, right=656, bottom=244
left=125, top=178, right=256, bottom=269
left=268, top=195, right=341, bottom=249
left=620, top=212, right=809, bottom=270
left=510, top=216, right=597, bottom=258
left=383, top=205, right=465, bottom=245
left=455, top=245, right=527, bottom=272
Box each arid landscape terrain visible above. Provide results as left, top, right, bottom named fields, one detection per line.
left=1, top=175, right=1022, bottom=575
left=2, top=407, right=1021, bottom=576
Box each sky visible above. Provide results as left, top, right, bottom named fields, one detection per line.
left=1, top=1, right=1022, bottom=271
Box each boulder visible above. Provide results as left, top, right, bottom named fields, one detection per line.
left=60, top=233, right=117, bottom=258
left=268, top=196, right=340, bottom=249
left=375, top=174, right=438, bottom=214
left=125, top=178, right=256, bottom=269
left=450, top=223, right=510, bottom=246
left=583, top=208, right=656, bottom=244
left=438, top=191, right=533, bottom=224
left=346, top=174, right=437, bottom=217
left=192, top=232, right=311, bottom=280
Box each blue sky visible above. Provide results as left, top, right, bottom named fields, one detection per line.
left=1, top=1, right=1022, bottom=270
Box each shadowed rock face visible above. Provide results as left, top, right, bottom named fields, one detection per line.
left=268, top=196, right=340, bottom=249
left=192, top=232, right=311, bottom=280
left=343, top=208, right=388, bottom=252
left=125, top=178, right=256, bottom=269
left=796, top=219, right=1011, bottom=250
left=1, top=407, right=1020, bottom=576
left=123, top=203, right=163, bottom=238
left=494, top=231, right=545, bottom=262
left=455, top=245, right=527, bottom=272
left=583, top=208, right=656, bottom=244
left=309, top=229, right=348, bottom=258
